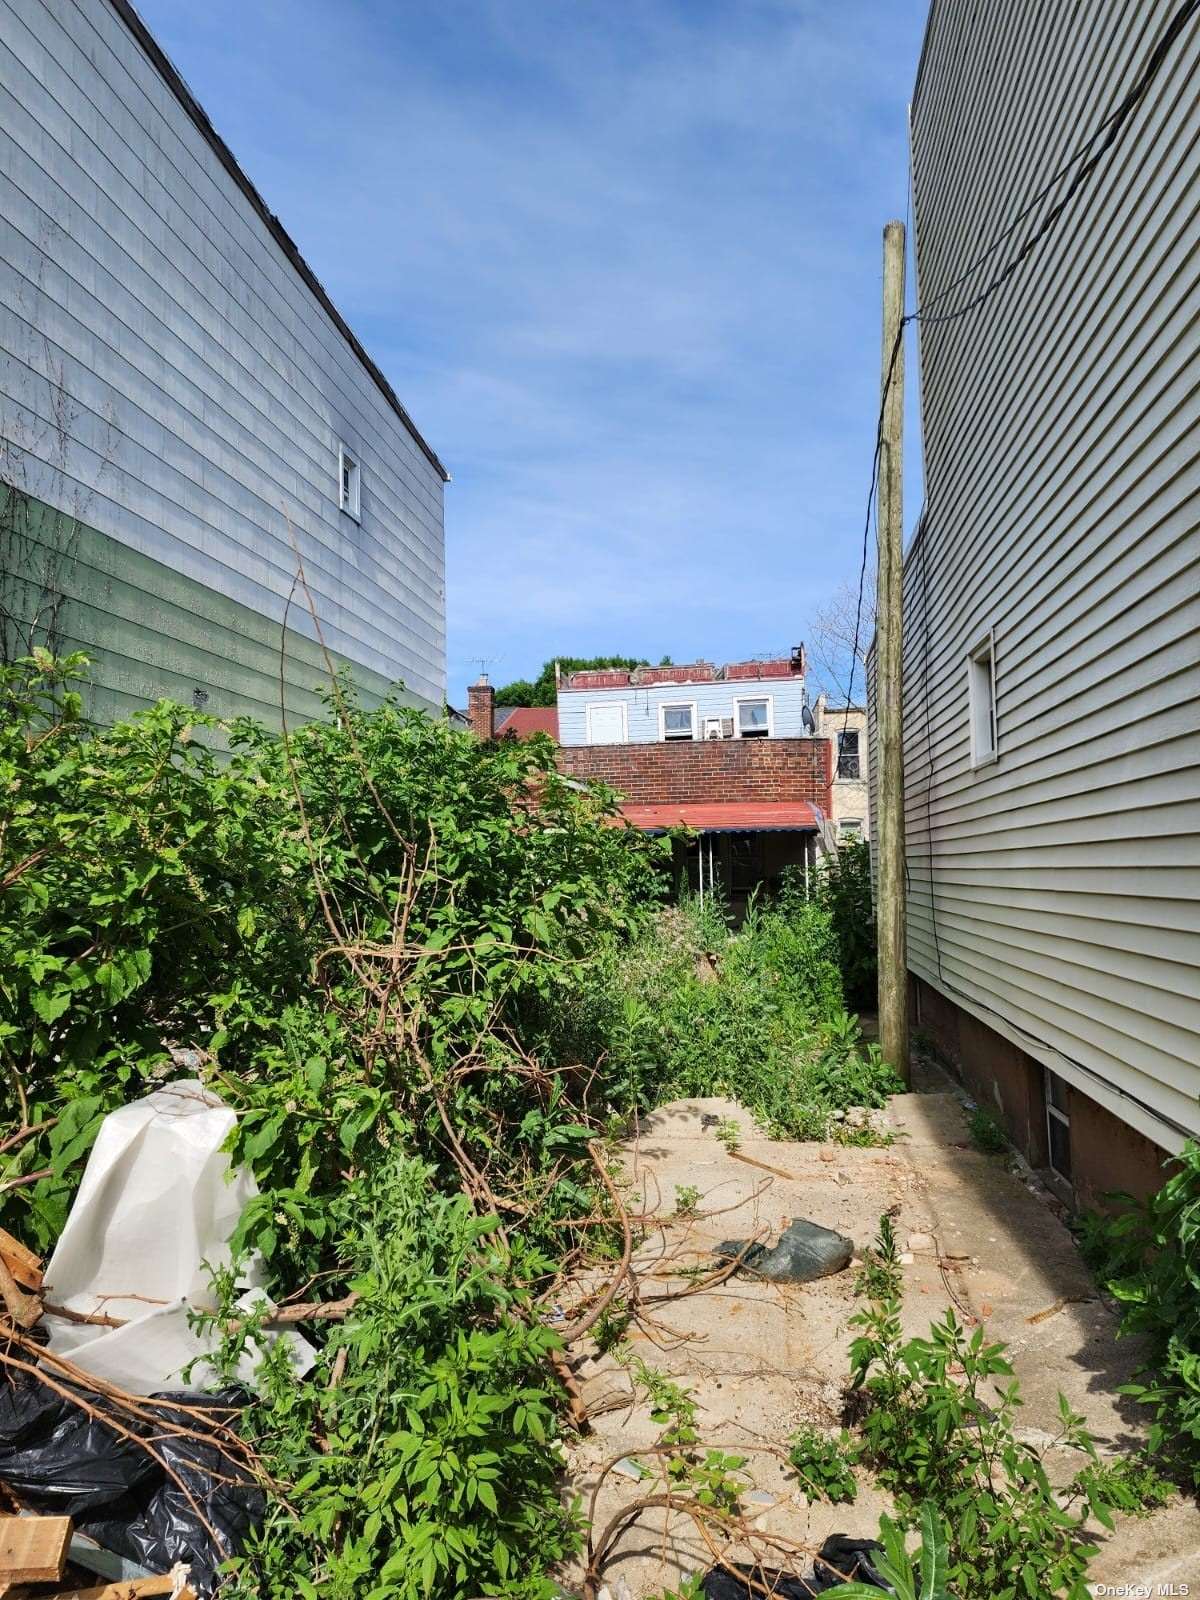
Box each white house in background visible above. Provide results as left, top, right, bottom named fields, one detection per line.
left=0, top=0, right=447, bottom=725
left=556, top=653, right=812, bottom=745
left=874, top=0, right=1200, bottom=1209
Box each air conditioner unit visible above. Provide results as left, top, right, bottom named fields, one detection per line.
left=704, top=718, right=723, bottom=740
left=721, top=717, right=734, bottom=738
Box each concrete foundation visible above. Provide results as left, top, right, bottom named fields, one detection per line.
left=911, top=974, right=1173, bottom=1209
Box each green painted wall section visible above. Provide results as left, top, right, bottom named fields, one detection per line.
left=0, top=488, right=434, bottom=727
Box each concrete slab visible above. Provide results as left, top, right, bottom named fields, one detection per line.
left=558, top=1091, right=1200, bottom=1597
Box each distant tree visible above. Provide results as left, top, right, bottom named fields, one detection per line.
left=805, top=576, right=876, bottom=705
left=495, top=655, right=668, bottom=707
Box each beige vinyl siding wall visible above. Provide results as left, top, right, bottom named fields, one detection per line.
left=0, top=0, right=445, bottom=708
left=901, top=0, right=1200, bottom=1151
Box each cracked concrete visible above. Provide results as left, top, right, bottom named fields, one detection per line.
left=558, top=1079, right=1200, bottom=1597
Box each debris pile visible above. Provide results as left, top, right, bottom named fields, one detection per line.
left=0, top=1087, right=302, bottom=1596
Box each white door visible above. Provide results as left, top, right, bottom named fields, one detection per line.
left=586, top=702, right=627, bottom=744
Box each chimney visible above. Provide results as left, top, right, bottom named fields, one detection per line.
left=468, top=674, right=495, bottom=740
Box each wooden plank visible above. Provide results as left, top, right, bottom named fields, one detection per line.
left=0, top=1229, right=42, bottom=1292
left=0, top=1515, right=72, bottom=1582
left=49, top=1578, right=196, bottom=1600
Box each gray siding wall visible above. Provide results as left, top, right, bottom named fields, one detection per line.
left=902, top=0, right=1200, bottom=1151
left=558, top=677, right=810, bottom=745
left=0, top=0, right=446, bottom=708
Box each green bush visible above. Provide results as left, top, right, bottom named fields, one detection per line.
left=544, top=893, right=899, bottom=1141
left=1078, top=1141, right=1200, bottom=1487
left=812, top=838, right=876, bottom=1012
left=0, top=652, right=664, bottom=1598
left=787, top=1426, right=858, bottom=1503
left=0, top=653, right=899, bottom=1597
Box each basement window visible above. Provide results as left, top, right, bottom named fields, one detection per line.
left=735, top=697, right=771, bottom=738
left=338, top=443, right=361, bottom=521
left=968, top=632, right=997, bottom=767
left=661, top=703, right=696, bottom=741
left=839, top=817, right=864, bottom=841
left=1045, top=1069, right=1072, bottom=1184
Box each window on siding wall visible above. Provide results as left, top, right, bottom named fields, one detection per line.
left=661, top=703, right=695, bottom=740
left=338, top=444, right=361, bottom=521
left=968, top=633, right=997, bottom=767
left=736, top=697, right=771, bottom=738
left=837, top=729, right=860, bottom=777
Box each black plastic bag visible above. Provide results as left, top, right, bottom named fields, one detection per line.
left=702, top=1534, right=888, bottom=1597
left=0, top=1370, right=264, bottom=1595
left=714, top=1218, right=854, bottom=1283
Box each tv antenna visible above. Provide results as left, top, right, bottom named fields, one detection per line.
left=470, top=654, right=501, bottom=683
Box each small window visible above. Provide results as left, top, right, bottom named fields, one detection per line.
left=837, top=729, right=861, bottom=778
left=661, top=703, right=695, bottom=741
left=736, top=697, right=771, bottom=738
left=1045, top=1069, right=1072, bottom=1183
left=968, top=632, right=997, bottom=767
left=338, top=443, right=361, bottom=521
left=839, top=817, right=864, bottom=841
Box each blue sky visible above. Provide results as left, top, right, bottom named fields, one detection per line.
left=135, top=0, right=929, bottom=704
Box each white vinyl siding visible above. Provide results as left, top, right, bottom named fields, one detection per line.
left=894, top=0, right=1200, bottom=1151
left=0, top=0, right=446, bottom=706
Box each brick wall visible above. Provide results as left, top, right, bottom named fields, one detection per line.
left=467, top=680, right=495, bottom=739
left=556, top=736, right=832, bottom=809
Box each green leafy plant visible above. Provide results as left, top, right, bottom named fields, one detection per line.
left=714, top=1117, right=741, bottom=1154
left=835, top=1504, right=954, bottom=1600
left=848, top=1294, right=1115, bottom=1598
left=787, top=1426, right=858, bottom=1503
left=967, top=1107, right=1008, bottom=1154
left=1077, top=1141, right=1200, bottom=1487
left=619, top=1355, right=749, bottom=1517
left=1069, top=1453, right=1175, bottom=1516
left=854, top=1211, right=903, bottom=1301
left=810, top=838, right=876, bottom=1013
left=674, top=1184, right=701, bottom=1217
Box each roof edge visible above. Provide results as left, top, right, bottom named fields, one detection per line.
left=107, top=0, right=449, bottom=483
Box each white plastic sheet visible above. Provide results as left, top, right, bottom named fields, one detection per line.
left=44, top=1080, right=314, bottom=1395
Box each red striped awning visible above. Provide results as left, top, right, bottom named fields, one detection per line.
left=620, top=801, right=823, bottom=833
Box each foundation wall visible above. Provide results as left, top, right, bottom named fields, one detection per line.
left=912, top=975, right=1172, bottom=1210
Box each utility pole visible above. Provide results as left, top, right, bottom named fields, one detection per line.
left=877, top=219, right=908, bottom=1083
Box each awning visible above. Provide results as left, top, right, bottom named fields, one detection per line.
left=620, top=801, right=824, bottom=834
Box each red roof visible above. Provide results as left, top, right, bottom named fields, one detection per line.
left=620, top=801, right=823, bottom=833
left=497, top=707, right=559, bottom=741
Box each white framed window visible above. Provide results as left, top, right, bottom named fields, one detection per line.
left=1045, top=1069, right=1072, bottom=1184
left=338, top=443, right=361, bottom=521
left=734, top=696, right=772, bottom=738
left=836, top=728, right=861, bottom=778
left=585, top=701, right=627, bottom=745
left=839, top=817, right=864, bottom=840
left=967, top=631, right=997, bottom=767
left=660, top=702, right=696, bottom=741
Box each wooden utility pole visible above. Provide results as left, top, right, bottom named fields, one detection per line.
left=877, top=220, right=908, bottom=1083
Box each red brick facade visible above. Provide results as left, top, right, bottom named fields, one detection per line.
left=556, top=737, right=832, bottom=811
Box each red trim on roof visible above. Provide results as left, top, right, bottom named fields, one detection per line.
left=620, top=802, right=822, bottom=833
left=496, top=707, right=559, bottom=741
